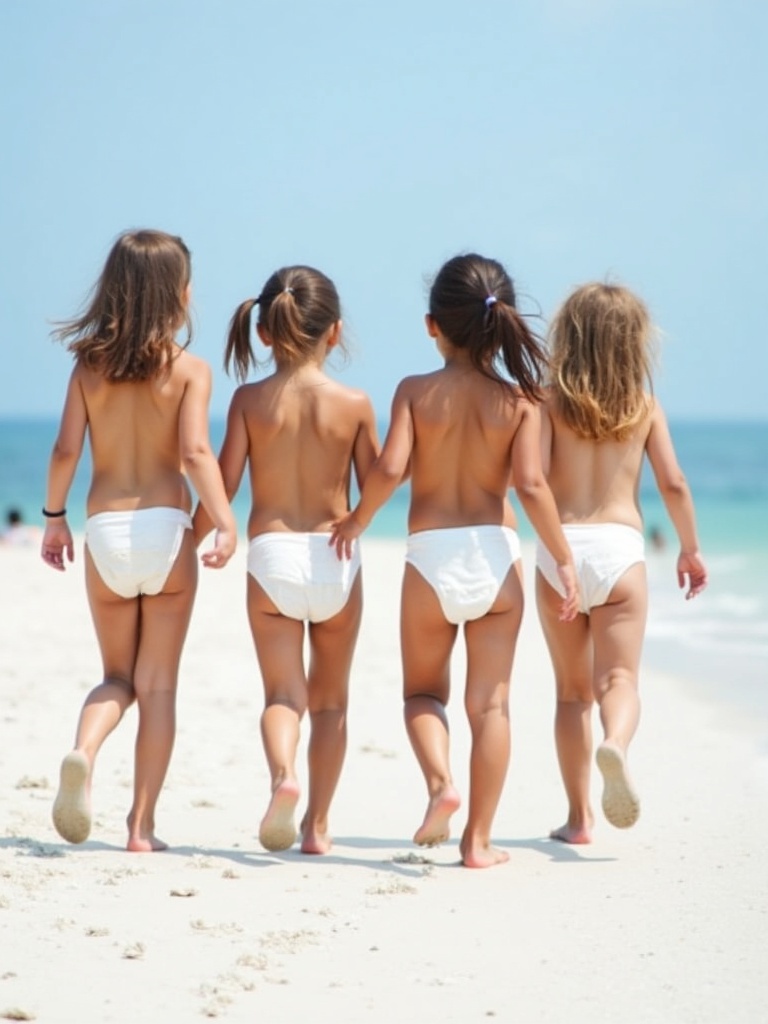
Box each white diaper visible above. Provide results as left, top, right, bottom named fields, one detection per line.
left=536, top=523, right=645, bottom=613
left=405, top=525, right=521, bottom=625
left=85, top=507, right=192, bottom=599
left=247, top=532, right=361, bottom=623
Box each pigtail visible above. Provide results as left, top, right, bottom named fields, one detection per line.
left=249, top=266, right=342, bottom=368
left=224, top=298, right=259, bottom=382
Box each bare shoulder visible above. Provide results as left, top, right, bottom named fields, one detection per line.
left=172, top=348, right=212, bottom=384
left=228, top=379, right=272, bottom=412
left=70, top=361, right=100, bottom=388
left=647, top=394, right=663, bottom=421
left=501, top=384, right=537, bottom=426
left=643, top=393, right=663, bottom=437
left=395, top=370, right=442, bottom=399
left=325, top=379, right=374, bottom=410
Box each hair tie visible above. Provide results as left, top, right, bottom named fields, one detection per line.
left=253, top=295, right=262, bottom=305
left=485, top=295, right=498, bottom=309
left=283, top=286, right=294, bottom=295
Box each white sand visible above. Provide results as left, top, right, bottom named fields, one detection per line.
left=1, top=537, right=766, bottom=1023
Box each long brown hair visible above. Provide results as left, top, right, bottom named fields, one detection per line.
left=549, top=283, right=656, bottom=441
left=52, top=230, right=192, bottom=382
left=225, top=265, right=342, bottom=382
left=428, top=253, right=547, bottom=402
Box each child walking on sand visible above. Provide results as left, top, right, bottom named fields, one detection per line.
left=536, top=282, right=708, bottom=843
left=330, top=253, right=579, bottom=868
left=193, top=265, right=379, bottom=855
left=43, top=229, right=237, bottom=852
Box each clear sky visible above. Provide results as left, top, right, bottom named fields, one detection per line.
left=1, top=0, right=766, bottom=421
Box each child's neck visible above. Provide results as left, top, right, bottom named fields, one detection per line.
left=442, top=348, right=473, bottom=370
left=274, top=356, right=328, bottom=379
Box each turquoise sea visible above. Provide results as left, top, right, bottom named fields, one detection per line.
left=2, top=418, right=767, bottom=737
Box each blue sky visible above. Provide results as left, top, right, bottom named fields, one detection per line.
left=1, top=0, right=766, bottom=421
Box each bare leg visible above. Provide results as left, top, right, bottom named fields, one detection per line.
left=401, top=565, right=461, bottom=846
left=536, top=570, right=595, bottom=844
left=126, top=531, right=197, bottom=851
left=248, top=575, right=306, bottom=852
left=459, top=562, right=523, bottom=868
left=591, top=563, right=647, bottom=829
left=301, top=574, right=362, bottom=854
left=52, top=551, right=140, bottom=844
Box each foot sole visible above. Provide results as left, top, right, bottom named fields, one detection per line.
left=596, top=744, right=640, bottom=829
left=259, top=787, right=298, bottom=852
left=52, top=751, right=91, bottom=844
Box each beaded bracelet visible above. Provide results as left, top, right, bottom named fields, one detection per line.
left=42, top=507, right=67, bottom=518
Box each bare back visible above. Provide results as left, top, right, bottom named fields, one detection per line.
left=225, top=368, right=378, bottom=536
left=73, top=349, right=210, bottom=515
left=401, top=365, right=524, bottom=533
left=543, top=392, right=654, bottom=529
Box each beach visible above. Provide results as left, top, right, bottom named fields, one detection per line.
left=1, top=537, right=766, bottom=1023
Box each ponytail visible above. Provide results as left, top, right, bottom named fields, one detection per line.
left=429, top=252, right=547, bottom=402
left=488, top=303, right=547, bottom=403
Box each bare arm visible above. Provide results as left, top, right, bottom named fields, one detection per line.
left=179, top=363, right=237, bottom=567
left=539, top=396, right=553, bottom=477
left=192, top=389, right=248, bottom=545
left=645, top=401, right=708, bottom=598
left=512, top=402, right=579, bottom=620
left=351, top=394, right=381, bottom=490
left=330, top=382, right=413, bottom=557
left=41, top=369, right=87, bottom=571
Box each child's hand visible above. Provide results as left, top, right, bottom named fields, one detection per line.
left=556, top=562, right=580, bottom=621
left=329, top=511, right=364, bottom=559
left=201, top=525, right=236, bottom=569
left=677, top=550, right=708, bottom=600
left=41, top=520, right=74, bottom=571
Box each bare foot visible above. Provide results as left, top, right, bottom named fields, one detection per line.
left=259, top=778, right=300, bottom=852
left=300, top=816, right=332, bottom=855
left=549, top=820, right=593, bottom=845
left=459, top=832, right=509, bottom=869
left=596, top=741, right=640, bottom=829
left=52, top=750, right=92, bottom=844
left=126, top=832, right=169, bottom=853
left=413, top=785, right=461, bottom=846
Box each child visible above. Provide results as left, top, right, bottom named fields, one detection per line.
left=42, top=229, right=237, bottom=852
left=330, top=253, right=579, bottom=868
left=536, top=282, right=708, bottom=844
left=193, top=265, right=379, bottom=855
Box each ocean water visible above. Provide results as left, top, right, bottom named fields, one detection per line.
left=2, top=417, right=766, bottom=735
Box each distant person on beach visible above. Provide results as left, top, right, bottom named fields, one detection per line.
left=536, top=282, right=708, bottom=843
left=193, top=265, right=379, bottom=855
left=330, top=253, right=579, bottom=868
left=648, top=525, right=666, bottom=552
left=42, top=229, right=236, bottom=852
left=1, top=507, right=40, bottom=546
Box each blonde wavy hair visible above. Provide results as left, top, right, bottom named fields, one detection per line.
left=548, top=283, right=656, bottom=441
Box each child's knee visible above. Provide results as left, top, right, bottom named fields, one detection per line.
left=594, top=668, right=637, bottom=700
left=557, top=677, right=593, bottom=704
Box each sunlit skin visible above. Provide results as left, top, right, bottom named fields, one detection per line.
left=44, top=271, right=236, bottom=852
left=194, top=314, right=380, bottom=856
left=538, top=386, right=707, bottom=844
left=332, top=314, right=579, bottom=868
